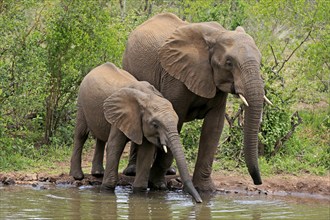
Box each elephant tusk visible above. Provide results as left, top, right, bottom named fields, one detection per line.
left=264, top=95, right=273, bottom=105
left=239, top=94, right=249, bottom=107
left=163, top=145, right=168, bottom=153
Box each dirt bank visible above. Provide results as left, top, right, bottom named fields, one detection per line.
left=1, top=171, right=329, bottom=201
left=1, top=148, right=329, bottom=201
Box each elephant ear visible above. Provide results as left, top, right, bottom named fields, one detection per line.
left=104, top=88, right=148, bottom=145
left=159, top=22, right=224, bottom=98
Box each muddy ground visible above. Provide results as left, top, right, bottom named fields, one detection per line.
left=1, top=172, right=329, bottom=200
left=1, top=148, right=329, bottom=201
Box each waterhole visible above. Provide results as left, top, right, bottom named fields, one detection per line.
left=0, top=185, right=329, bottom=219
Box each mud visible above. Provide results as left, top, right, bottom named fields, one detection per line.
left=1, top=147, right=329, bottom=201
left=1, top=172, right=329, bottom=201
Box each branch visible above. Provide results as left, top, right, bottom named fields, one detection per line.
left=225, top=105, right=244, bottom=128
left=271, top=111, right=302, bottom=157
left=280, top=38, right=289, bottom=54
left=119, top=0, right=126, bottom=20
left=21, top=5, right=46, bottom=45
left=270, top=45, right=278, bottom=69
left=315, top=74, right=329, bottom=91
left=277, top=29, right=312, bottom=73
left=0, top=48, right=8, bottom=58
left=269, top=29, right=312, bottom=87
left=144, top=0, right=149, bottom=11
left=270, top=6, right=316, bottom=77
left=224, top=113, right=232, bottom=127
left=269, top=44, right=284, bottom=86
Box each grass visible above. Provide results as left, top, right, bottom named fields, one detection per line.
left=0, top=142, right=72, bottom=174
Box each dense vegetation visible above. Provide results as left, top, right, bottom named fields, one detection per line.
left=1, top=0, right=329, bottom=176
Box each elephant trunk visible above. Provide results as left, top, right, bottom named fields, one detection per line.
left=166, top=127, right=203, bottom=203
left=241, top=61, right=264, bottom=185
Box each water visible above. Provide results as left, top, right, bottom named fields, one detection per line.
left=0, top=185, right=329, bottom=219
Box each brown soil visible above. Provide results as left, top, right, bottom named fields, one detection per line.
left=1, top=148, right=329, bottom=201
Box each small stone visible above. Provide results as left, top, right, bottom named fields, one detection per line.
left=81, top=179, right=91, bottom=185
left=24, top=174, right=38, bottom=181
left=90, top=180, right=101, bottom=186
left=48, top=177, right=57, bottom=183
left=175, top=178, right=182, bottom=183
left=296, top=181, right=307, bottom=189
left=2, top=177, right=15, bottom=185
left=40, top=185, right=47, bottom=190
left=167, top=179, right=182, bottom=190
left=217, top=188, right=226, bottom=193
left=74, top=181, right=83, bottom=187
left=39, top=176, right=48, bottom=182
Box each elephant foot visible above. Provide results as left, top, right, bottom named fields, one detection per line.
left=123, top=165, right=176, bottom=176
left=148, top=174, right=168, bottom=190
left=123, top=164, right=136, bottom=176
left=91, top=167, right=104, bottom=178
left=69, top=169, right=84, bottom=180
left=148, top=181, right=168, bottom=191
left=100, top=184, right=116, bottom=192
left=193, top=177, right=217, bottom=192
left=133, top=186, right=148, bottom=192
left=166, top=166, right=176, bottom=175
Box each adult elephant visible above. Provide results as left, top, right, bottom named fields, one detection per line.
left=69, top=62, right=202, bottom=203
left=122, top=13, right=270, bottom=191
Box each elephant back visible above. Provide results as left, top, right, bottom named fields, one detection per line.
left=135, top=13, right=187, bottom=43
left=82, top=63, right=136, bottom=92
left=122, top=13, right=187, bottom=85
left=78, top=62, right=137, bottom=142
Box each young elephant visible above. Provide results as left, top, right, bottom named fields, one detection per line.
left=69, top=62, right=202, bottom=203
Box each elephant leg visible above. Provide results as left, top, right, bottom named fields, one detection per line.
left=148, top=149, right=173, bottom=190
left=192, top=94, right=227, bottom=192
left=101, top=128, right=127, bottom=190
left=91, top=139, right=105, bottom=177
left=133, top=141, right=156, bottom=191
left=123, top=143, right=177, bottom=176
left=122, top=142, right=138, bottom=176
left=70, top=108, right=89, bottom=180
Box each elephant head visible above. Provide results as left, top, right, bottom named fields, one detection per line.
left=103, top=82, right=202, bottom=202
left=159, top=24, right=268, bottom=185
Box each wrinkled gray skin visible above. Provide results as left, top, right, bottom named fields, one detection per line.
left=121, top=13, right=265, bottom=192
left=69, top=62, right=202, bottom=203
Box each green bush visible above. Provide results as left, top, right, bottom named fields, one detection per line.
left=0, top=0, right=128, bottom=171
left=180, top=120, right=202, bottom=166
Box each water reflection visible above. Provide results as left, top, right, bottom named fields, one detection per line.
left=0, top=185, right=329, bottom=219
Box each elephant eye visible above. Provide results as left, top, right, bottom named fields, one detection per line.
left=225, top=59, right=233, bottom=68
left=151, top=121, right=159, bottom=129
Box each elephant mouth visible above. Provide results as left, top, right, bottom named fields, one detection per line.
left=156, top=138, right=168, bottom=153
left=230, top=83, right=237, bottom=94
left=156, top=138, right=161, bottom=147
